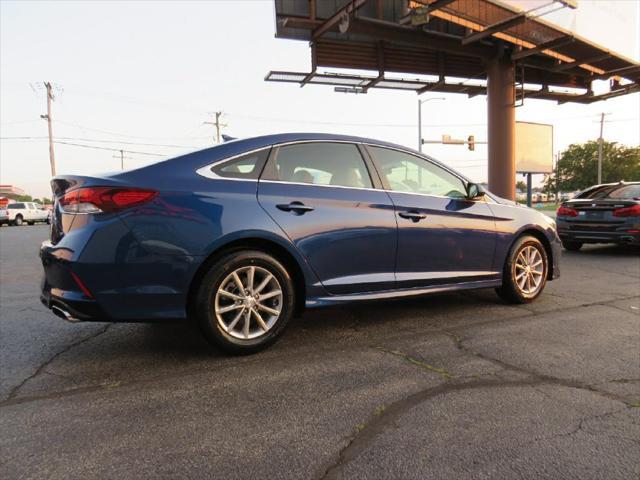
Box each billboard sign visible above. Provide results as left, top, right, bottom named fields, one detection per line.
left=515, top=121, right=553, bottom=174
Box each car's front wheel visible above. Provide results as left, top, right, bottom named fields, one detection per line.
left=194, top=250, right=295, bottom=354
left=496, top=235, right=548, bottom=304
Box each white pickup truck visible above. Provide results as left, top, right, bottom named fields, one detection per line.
left=2, top=202, right=51, bottom=226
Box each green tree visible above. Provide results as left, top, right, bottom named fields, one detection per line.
left=515, top=180, right=527, bottom=191
left=15, top=194, right=33, bottom=202
left=546, top=141, right=639, bottom=192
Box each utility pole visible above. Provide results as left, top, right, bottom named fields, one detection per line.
left=112, top=150, right=133, bottom=170
left=204, top=111, right=227, bottom=144
left=597, top=112, right=610, bottom=184
left=41, top=82, right=56, bottom=176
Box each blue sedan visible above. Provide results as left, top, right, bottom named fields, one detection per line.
left=40, top=133, right=560, bottom=354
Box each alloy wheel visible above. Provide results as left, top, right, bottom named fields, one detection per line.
left=513, top=245, right=545, bottom=295
left=214, top=266, right=283, bottom=340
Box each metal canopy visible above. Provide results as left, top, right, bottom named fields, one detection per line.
left=266, top=0, right=640, bottom=104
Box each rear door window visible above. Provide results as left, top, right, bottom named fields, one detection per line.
left=262, top=142, right=373, bottom=189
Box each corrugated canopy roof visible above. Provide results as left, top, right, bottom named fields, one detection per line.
left=266, top=0, right=639, bottom=103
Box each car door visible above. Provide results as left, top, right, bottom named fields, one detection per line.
left=22, top=203, right=32, bottom=221
left=27, top=203, right=36, bottom=221
left=258, top=141, right=397, bottom=294
left=366, top=145, right=497, bottom=288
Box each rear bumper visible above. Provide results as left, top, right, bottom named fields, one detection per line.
left=40, top=231, right=197, bottom=322
left=557, top=217, right=640, bottom=245
left=558, top=229, right=640, bottom=245
left=40, top=277, right=107, bottom=322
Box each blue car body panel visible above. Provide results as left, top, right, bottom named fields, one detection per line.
left=385, top=192, right=498, bottom=287
left=39, top=133, right=560, bottom=322
left=257, top=180, right=398, bottom=294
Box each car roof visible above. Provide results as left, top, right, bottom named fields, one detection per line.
left=119, top=132, right=468, bottom=183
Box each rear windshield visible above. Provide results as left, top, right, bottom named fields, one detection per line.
left=577, top=184, right=640, bottom=200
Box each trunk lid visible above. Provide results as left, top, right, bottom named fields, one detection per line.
left=561, top=198, right=637, bottom=231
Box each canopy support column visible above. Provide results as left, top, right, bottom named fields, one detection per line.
left=487, top=56, right=516, bottom=200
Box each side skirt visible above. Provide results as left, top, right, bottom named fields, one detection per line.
left=305, top=279, right=503, bottom=308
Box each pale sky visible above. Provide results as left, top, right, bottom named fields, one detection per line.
left=1, top=0, right=638, bottom=199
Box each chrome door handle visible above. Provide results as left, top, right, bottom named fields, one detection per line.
left=398, top=210, right=427, bottom=222
left=276, top=202, right=315, bottom=214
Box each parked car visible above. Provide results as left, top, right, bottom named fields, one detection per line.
left=6, top=202, right=51, bottom=226
left=0, top=207, right=9, bottom=226
left=556, top=181, right=640, bottom=250
left=40, top=133, right=560, bottom=354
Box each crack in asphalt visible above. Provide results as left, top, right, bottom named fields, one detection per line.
left=524, top=408, right=631, bottom=446
left=3, top=324, right=111, bottom=402
left=432, top=294, right=640, bottom=333
left=316, top=293, right=640, bottom=479
left=316, top=370, right=638, bottom=480
left=317, top=378, right=542, bottom=480
left=438, top=326, right=635, bottom=405
left=374, top=346, right=453, bottom=379
left=3, top=294, right=637, bottom=409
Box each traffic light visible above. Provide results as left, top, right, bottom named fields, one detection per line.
left=467, top=135, right=475, bottom=151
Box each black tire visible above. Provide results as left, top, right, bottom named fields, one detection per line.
left=194, top=250, right=295, bottom=355
left=13, top=215, right=23, bottom=226
left=562, top=240, right=582, bottom=251
left=496, top=235, right=548, bottom=304
left=27, top=221, right=35, bottom=226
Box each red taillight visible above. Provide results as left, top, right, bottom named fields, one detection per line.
left=613, top=205, right=640, bottom=217
left=59, top=187, right=157, bottom=214
left=557, top=206, right=578, bottom=217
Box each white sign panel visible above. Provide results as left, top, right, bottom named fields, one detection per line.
left=515, top=121, right=553, bottom=174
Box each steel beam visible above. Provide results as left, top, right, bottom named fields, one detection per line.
left=462, top=13, right=527, bottom=46
left=351, top=17, right=494, bottom=59
left=551, top=53, right=611, bottom=72
left=590, top=65, right=640, bottom=81
left=312, top=0, right=369, bottom=39
left=511, top=36, right=574, bottom=61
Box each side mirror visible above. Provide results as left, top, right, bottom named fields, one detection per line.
left=466, top=182, right=486, bottom=200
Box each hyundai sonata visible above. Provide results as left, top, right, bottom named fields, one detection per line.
left=40, top=133, right=560, bottom=354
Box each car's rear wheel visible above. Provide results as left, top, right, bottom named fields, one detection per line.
left=561, top=240, right=582, bottom=251
left=194, top=250, right=295, bottom=354
left=496, top=235, right=548, bottom=304
left=13, top=215, right=23, bottom=226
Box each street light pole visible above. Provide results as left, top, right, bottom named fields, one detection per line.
left=597, top=112, right=610, bottom=184
left=417, top=96, right=445, bottom=152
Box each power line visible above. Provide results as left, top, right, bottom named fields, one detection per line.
left=52, top=140, right=164, bottom=156
left=1, top=136, right=200, bottom=149
left=53, top=120, right=210, bottom=140
left=0, top=119, right=42, bottom=126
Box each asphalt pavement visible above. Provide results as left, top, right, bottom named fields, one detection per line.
left=1, top=225, right=638, bottom=479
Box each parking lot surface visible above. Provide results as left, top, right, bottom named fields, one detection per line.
left=1, top=225, right=638, bottom=479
